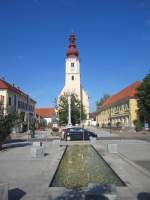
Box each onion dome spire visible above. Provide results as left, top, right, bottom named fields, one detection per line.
left=66, top=32, right=79, bottom=58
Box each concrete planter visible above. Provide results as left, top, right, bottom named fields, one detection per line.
left=32, top=142, right=42, bottom=147
left=31, top=146, right=44, bottom=158
left=107, top=144, right=118, bottom=153
left=52, top=140, right=60, bottom=146
left=90, top=137, right=97, bottom=144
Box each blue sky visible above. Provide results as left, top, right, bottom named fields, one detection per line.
left=0, top=0, right=150, bottom=111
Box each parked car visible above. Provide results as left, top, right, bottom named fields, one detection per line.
left=64, top=127, right=97, bottom=141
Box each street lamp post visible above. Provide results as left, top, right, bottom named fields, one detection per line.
left=80, top=101, right=82, bottom=127
left=27, top=111, right=30, bottom=140
left=109, top=107, right=112, bottom=134
left=68, top=95, right=72, bottom=126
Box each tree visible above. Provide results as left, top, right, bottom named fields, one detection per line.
left=136, top=71, right=150, bottom=124
left=96, top=94, right=110, bottom=109
left=56, top=93, right=86, bottom=126
left=29, top=120, right=36, bottom=138
left=0, top=108, right=20, bottom=148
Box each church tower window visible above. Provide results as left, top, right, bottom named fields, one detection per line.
left=71, top=63, right=74, bottom=67
left=71, top=76, right=74, bottom=80
left=71, top=62, right=74, bottom=72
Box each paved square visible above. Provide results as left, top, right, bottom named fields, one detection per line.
left=0, top=137, right=150, bottom=199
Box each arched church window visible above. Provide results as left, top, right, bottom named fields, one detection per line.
left=71, top=76, right=74, bottom=80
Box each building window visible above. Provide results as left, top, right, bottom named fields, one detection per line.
left=8, top=97, right=11, bottom=106
left=18, top=101, right=20, bottom=108
left=0, top=95, right=4, bottom=105
left=71, top=62, right=74, bottom=72
left=71, top=76, right=74, bottom=80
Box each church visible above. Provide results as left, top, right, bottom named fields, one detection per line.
left=58, top=33, right=89, bottom=119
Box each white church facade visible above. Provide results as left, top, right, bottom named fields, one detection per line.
left=59, top=33, right=89, bottom=119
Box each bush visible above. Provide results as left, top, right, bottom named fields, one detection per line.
left=134, top=120, right=143, bottom=132
left=22, top=123, right=27, bottom=132
left=48, top=122, right=52, bottom=129
left=0, top=112, right=19, bottom=149
left=0, top=113, right=18, bottom=141
left=52, top=127, right=59, bottom=132
left=116, top=122, right=122, bottom=129
left=102, top=123, right=105, bottom=128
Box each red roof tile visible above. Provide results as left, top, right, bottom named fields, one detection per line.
left=101, top=81, right=141, bottom=108
left=0, top=79, right=36, bottom=103
left=35, top=108, right=55, bottom=118
left=0, top=79, right=23, bottom=95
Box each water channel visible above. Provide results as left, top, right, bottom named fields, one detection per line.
left=51, top=145, right=125, bottom=188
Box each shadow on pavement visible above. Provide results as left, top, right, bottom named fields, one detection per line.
left=49, top=190, right=109, bottom=200
left=2, top=143, right=31, bottom=151
left=8, top=188, right=26, bottom=200
left=137, top=192, right=150, bottom=200
left=4, top=139, right=27, bottom=144
left=48, top=186, right=112, bottom=200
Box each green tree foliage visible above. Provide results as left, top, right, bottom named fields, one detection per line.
left=136, top=71, right=150, bottom=123
left=29, top=120, right=36, bottom=138
left=96, top=94, right=110, bottom=109
left=56, top=93, right=86, bottom=126
left=0, top=108, right=20, bottom=143
left=133, top=120, right=143, bottom=132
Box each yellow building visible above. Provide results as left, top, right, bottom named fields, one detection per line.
left=96, top=81, right=141, bottom=128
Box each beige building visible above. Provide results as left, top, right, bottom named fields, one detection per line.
left=59, top=33, right=89, bottom=118
left=34, top=111, right=47, bottom=128
left=0, top=78, right=36, bottom=131
left=96, top=81, right=141, bottom=128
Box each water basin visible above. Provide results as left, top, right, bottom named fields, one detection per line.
left=50, top=145, right=125, bottom=188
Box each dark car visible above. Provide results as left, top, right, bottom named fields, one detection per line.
left=64, top=127, right=97, bottom=141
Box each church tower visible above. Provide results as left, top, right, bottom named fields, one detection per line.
left=65, top=33, right=81, bottom=98
left=59, top=33, right=89, bottom=118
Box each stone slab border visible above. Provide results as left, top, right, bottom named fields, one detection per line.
left=49, top=145, right=67, bottom=187
left=118, top=152, right=150, bottom=178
